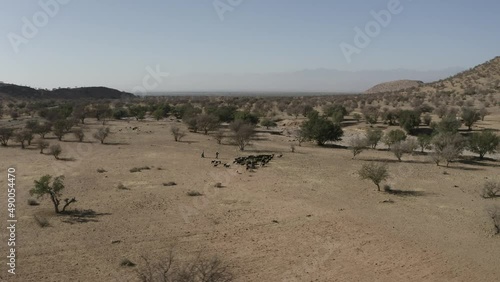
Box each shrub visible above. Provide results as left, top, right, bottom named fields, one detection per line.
left=163, top=182, right=177, bottom=187
left=348, top=135, right=367, bottom=159
left=34, top=215, right=50, bottom=228
left=486, top=206, right=500, bottom=235
left=97, top=168, right=107, bottom=173
left=49, top=144, right=62, bottom=159
left=27, top=199, right=40, bottom=206
left=136, top=252, right=234, bottom=282
left=187, top=191, right=203, bottom=197
left=93, top=127, right=110, bottom=144
left=365, top=128, right=383, bottom=149
left=130, top=166, right=150, bottom=173
left=171, top=126, right=186, bottom=142
left=213, top=130, right=225, bottom=145
left=358, top=163, right=389, bottom=191
left=29, top=175, right=76, bottom=214
left=481, top=181, right=500, bottom=198
left=214, top=182, right=223, bottom=188
left=468, top=130, right=500, bottom=159
left=120, top=258, right=136, bottom=267
left=117, top=183, right=129, bottom=190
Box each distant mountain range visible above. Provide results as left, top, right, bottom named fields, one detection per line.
left=159, top=67, right=464, bottom=93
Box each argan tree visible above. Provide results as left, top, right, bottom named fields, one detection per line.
left=461, top=108, right=480, bottom=131
left=0, top=127, right=14, bottom=146
left=197, top=114, right=219, bottom=135
left=30, top=175, right=76, bottom=214
left=37, top=139, right=49, bottom=154
left=468, top=130, right=500, bottom=159
left=93, top=127, right=110, bottom=144
left=230, top=120, right=255, bottom=151
left=349, top=135, right=367, bottom=159
left=73, top=127, right=85, bottom=142
left=383, top=129, right=406, bottom=149
left=358, top=163, right=389, bottom=191
left=300, top=111, right=343, bottom=146
left=365, top=128, right=383, bottom=149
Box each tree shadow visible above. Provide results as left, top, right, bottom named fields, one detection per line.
left=103, top=142, right=130, bottom=146
left=458, top=157, right=500, bottom=168
left=60, top=209, right=111, bottom=224
left=362, top=158, right=430, bottom=164
left=385, top=188, right=428, bottom=197
left=444, top=165, right=484, bottom=171
left=58, top=157, right=76, bottom=162
left=320, top=144, right=348, bottom=149
left=178, top=140, right=199, bottom=144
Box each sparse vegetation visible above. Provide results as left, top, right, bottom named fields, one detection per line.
left=468, top=130, right=500, bottom=159
left=49, top=144, right=62, bottom=160
left=171, top=125, right=186, bottom=142
left=187, top=191, right=203, bottom=196
left=136, top=252, right=234, bottom=282
left=93, top=127, right=110, bottom=144
left=349, top=135, right=367, bottom=159
left=481, top=181, right=500, bottom=198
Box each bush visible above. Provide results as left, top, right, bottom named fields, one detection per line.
left=49, top=144, right=62, bottom=159
left=468, top=130, right=500, bottom=159
left=163, top=182, right=177, bottom=187
left=358, top=163, right=389, bottom=191
left=486, top=206, right=500, bottom=235
left=27, top=199, right=40, bottom=206
left=29, top=175, right=76, bottom=214
left=481, top=181, right=500, bottom=198
left=117, top=183, right=129, bottom=190
left=34, top=215, right=50, bottom=228
left=120, top=258, right=136, bottom=267
left=130, top=166, right=150, bottom=173
left=187, top=191, right=203, bottom=196
left=171, top=126, right=186, bottom=142
left=136, top=252, right=234, bottom=282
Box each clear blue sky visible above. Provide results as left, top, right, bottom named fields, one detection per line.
left=0, top=0, right=498, bottom=92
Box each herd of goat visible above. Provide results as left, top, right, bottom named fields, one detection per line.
left=211, top=154, right=282, bottom=170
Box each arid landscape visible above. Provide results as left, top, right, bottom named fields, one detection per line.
left=0, top=56, right=499, bottom=281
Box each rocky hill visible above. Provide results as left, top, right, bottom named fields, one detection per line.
left=0, top=83, right=135, bottom=100
left=367, top=56, right=500, bottom=96
left=365, top=80, right=424, bottom=94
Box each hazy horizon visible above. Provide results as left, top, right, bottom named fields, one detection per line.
left=1, top=0, right=499, bottom=93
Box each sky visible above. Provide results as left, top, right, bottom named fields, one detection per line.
left=0, top=0, right=499, bottom=93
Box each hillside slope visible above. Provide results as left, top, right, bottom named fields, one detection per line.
left=365, top=80, right=424, bottom=94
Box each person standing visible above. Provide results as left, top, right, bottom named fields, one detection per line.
left=215, top=151, right=219, bottom=159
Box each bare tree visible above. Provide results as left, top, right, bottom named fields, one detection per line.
left=37, top=139, right=49, bottom=154
left=73, top=127, right=85, bottom=142
left=171, top=126, right=186, bottom=142
left=213, top=129, right=224, bottom=145
left=349, top=135, right=367, bottom=159
left=229, top=120, right=255, bottom=151
left=49, top=144, right=62, bottom=160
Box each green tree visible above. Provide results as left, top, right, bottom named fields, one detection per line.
left=436, top=115, right=461, bottom=134
left=365, top=128, right=383, bottom=149
left=468, top=130, right=500, bottom=159
left=461, top=108, right=480, bottom=131
left=197, top=114, right=219, bottom=135
left=383, top=129, right=406, bottom=149
left=300, top=112, right=343, bottom=146
left=260, top=118, right=277, bottom=129
left=417, top=134, right=432, bottom=153
left=398, top=110, right=421, bottom=134
left=0, top=128, right=14, bottom=146
left=30, top=175, right=76, bottom=214
left=358, top=163, right=389, bottom=191
left=234, top=111, right=260, bottom=125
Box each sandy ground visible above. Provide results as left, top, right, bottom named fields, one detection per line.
left=0, top=113, right=500, bottom=282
